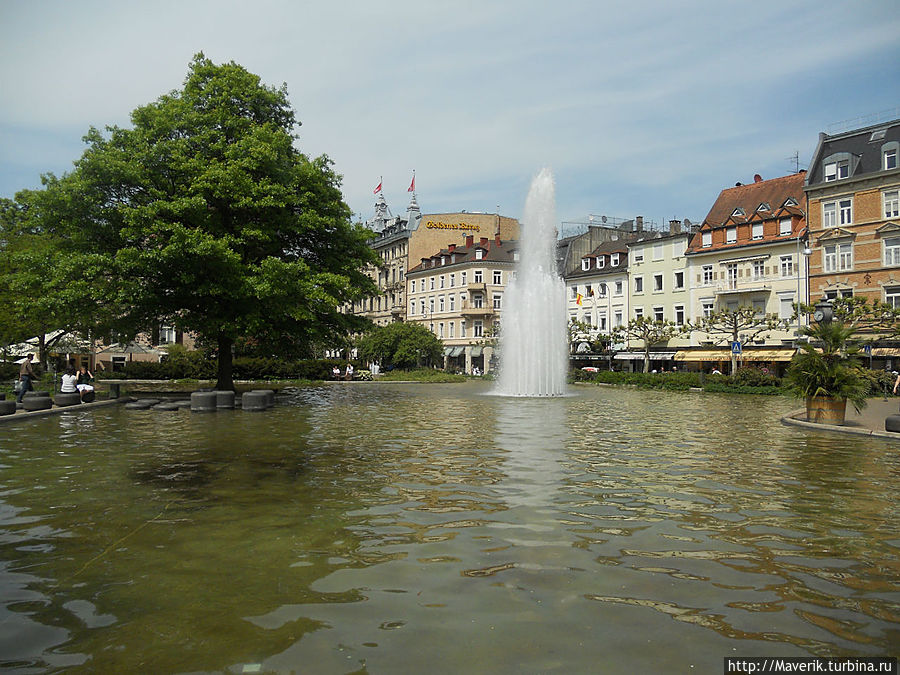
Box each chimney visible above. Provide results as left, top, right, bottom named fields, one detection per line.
left=480, top=237, right=488, bottom=247
left=465, top=234, right=474, bottom=248
left=669, top=220, right=681, bottom=233
left=448, top=243, right=456, bottom=253
left=495, top=233, right=501, bottom=247
left=635, top=216, right=644, bottom=232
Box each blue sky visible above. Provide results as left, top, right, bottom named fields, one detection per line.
left=1, top=0, right=898, bottom=227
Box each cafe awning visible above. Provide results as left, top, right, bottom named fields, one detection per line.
left=674, top=348, right=796, bottom=362
left=873, top=347, right=900, bottom=357
left=613, top=351, right=676, bottom=361
left=674, top=350, right=730, bottom=362
left=444, top=346, right=465, bottom=357
left=470, top=346, right=483, bottom=357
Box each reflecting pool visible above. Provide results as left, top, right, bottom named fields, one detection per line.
left=0, top=383, right=898, bottom=673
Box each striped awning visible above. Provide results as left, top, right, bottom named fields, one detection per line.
left=674, top=348, right=796, bottom=362
left=613, top=351, right=676, bottom=361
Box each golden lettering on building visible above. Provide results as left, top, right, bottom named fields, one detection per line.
left=425, top=220, right=481, bottom=232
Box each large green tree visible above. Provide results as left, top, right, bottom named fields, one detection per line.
left=612, top=316, right=685, bottom=373
left=27, top=54, right=377, bottom=388
left=357, top=322, right=443, bottom=369
left=693, top=306, right=788, bottom=373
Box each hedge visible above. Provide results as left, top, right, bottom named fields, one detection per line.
left=116, top=356, right=358, bottom=381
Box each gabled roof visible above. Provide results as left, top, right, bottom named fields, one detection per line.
left=407, top=239, right=517, bottom=274
left=703, top=173, right=806, bottom=227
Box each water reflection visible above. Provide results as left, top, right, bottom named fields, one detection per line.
left=0, top=385, right=897, bottom=673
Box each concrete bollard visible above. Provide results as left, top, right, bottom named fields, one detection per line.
left=886, top=414, right=900, bottom=433
left=53, top=392, right=82, bottom=407
left=0, top=400, right=16, bottom=415
left=23, top=396, right=53, bottom=411
left=251, top=389, right=275, bottom=408
left=216, top=390, right=236, bottom=409
left=190, top=391, right=218, bottom=413
left=241, top=391, right=269, bottom=412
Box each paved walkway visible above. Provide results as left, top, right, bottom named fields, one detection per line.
left=782, top=397, right=900, bottom=442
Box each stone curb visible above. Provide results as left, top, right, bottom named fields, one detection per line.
left=0, top=398, right=126, bottom=425
left=780, top=408, right=900, bottom=443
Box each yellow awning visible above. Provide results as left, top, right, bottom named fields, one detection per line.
left=872, top=347, right=900, bottom=357
left=673, top=350, right=730, bottom=362
left=673, top=348, right=796, bottom=362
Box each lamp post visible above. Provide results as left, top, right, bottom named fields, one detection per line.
left=796, top=234, right=813, bottom=337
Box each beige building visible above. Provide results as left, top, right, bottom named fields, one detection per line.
left=406, top=234, right=517, bottom=374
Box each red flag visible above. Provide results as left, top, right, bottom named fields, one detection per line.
left=373, top=180, right=383, bottom=194
left=408, top=174, right=415, bottom=192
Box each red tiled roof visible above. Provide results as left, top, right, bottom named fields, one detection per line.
left=702, top=173, right=805, bottom=228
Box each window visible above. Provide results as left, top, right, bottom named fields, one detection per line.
left=461, top=271, right=467, bottom=285
left=493, top=293, right=502, bottom=310
left=633, top=250, right=644, bottom=263
left=825, top=288, right=853, bottom=300
left=461, top=320, right=467, bottom=338
left=449, top=294, right=456, bottom=311
left=430, top=277, right=435, bottom=290
left=753, top=260, right=764, bottom=279
left=475, top=249, right=484, bottom=260
left=674, top=271, right=684, bottom=290
left=884, top=190, right=899, bottom=218
left=473, top=321, right=483, bottom=338
left=653, top=306, right=664, bottom=322
left=411, top=279, right=416, bottom=293
left=493, top=270, right=502, bottom=285
left=824, top=160, right=849, bottom=181
left=726, top=263, right=738, bottom=289
left=839, top=198, right=852, bottom=225
left=702, top=265, right=713, bottom=285
left=614, top=310, right=623, bottom=327
left=449, top=322, right=455, bottom=338
left=823, top=201, right=836, bottom=228
left=439, top=296, right=445, bottom=312
left=160, top=326, right=176, bottom=344
left=824, top=243, right=853, bottom=272
left=449, top=273, right=455, bottom=287
left=779, top=295, right=794, bottom=320
left=752, top=299, right=766, bottom=317
left=886, top=286, right=900, bottom=309
left=615, top=280, right=623, bottom=295
left=732, top=207, right=745, bottom=217
left=572, top=285, right=579, bottom=299
left=885, top=236, right=900, bottom=266
left=611, top=253, right=621, bottom=265
left=420, top=300, right=425, bottom=315
left=780, top=218, right=792, bottom=236
left=474, top=270, right=483, bottom=283
left=702, top=301, right=714, bottom=318
left=634, top=307, right=644, bottom=320
left=884, top=143, right=899, bottom=171
left=653, top=273, right=663, bottom=292
left=597, top=256, right=605, bottom=268
left=429, top=297, right=435, bottom=313
left=653, top=243, right=663, bottom=261
left=582, top=258, right=591, bottom=271
left=439, top=275, right=445, bottom=289
left=410, top=301, right=415, bottom=315
left=438, top=322, right=444, bottom=338
left=674, top=305, right=685, bottom=326
left=726, top=227, right=737, bottom=244
left=473, top=293, right=483, bottom=309
left=586, top=284, right=592, bottom=297
left=672, top=240, right=686, bottom=258
left=780, top=255, right=794, bottom=277
left=634, top=276, right=644, bottom=293
left=752, top=223, right=763, bottom=240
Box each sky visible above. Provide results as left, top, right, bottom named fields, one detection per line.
left=1, top=0, right=898, bottom=229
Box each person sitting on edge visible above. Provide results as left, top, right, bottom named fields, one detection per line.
left=76, top=365, right=95, bottom=401
left=60, top=367, right=79, bottom=396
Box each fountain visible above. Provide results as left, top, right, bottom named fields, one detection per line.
left=495, top=168, right=568, bottom=396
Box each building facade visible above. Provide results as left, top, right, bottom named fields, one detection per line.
left=804, top=118, right=900, bottom=309
left=406, top=234, right=517, bottom=374
left=682, top=172, right=810, bottom=371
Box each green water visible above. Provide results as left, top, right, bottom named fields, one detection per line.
left=0, top=383, right=897, bottom=673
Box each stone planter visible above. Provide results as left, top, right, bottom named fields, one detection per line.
left=806, top=396, right=847, bottom=425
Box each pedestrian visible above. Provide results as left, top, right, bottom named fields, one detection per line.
left=893, top=372, right=900, bottom=396
left=60, top=367, right=78, bottom=395
left=76, top=365, right=95, bottom=401
left=16, top=354, right=35, bottom=404
left=332, top=366, right=340, bottom=379
left=345, top=363, right=354, bottom=381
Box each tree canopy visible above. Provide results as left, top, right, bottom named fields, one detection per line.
left=16, top=54, right=377, bottom=388
left=693, top=306, right=788, bottom=372
left=356, top=322, right=443, bottom=369
left=612, top=316, right=685, bottom=373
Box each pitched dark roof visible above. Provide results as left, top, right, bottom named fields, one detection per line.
left=702, top=173, right=806, bottom=228
left=806, top=118, right=900, bottom=186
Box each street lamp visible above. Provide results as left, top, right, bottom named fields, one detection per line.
left=796, top=235, right=813, bottom=337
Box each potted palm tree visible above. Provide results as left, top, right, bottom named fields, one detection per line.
left=784, top=320, right=869, bottom=425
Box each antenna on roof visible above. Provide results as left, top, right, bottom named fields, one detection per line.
left=786, top=150, right=802, bottom=173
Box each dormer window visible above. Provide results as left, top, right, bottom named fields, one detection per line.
left=726, top=227, right=737, bottom=244
left=701, top=231, right=712, bottom=248
left=451, top=254, right=456, bottom=264
left=581, top=258, right=590, bottom=271
left=441, top=256, right=447, bottom=266
left=883, top=142, right=899, bottom=170
left=752, top=223, right=763, bottom=240
left=784, top=197, right=799, bottom=207
left=757, top=203, right=770, bottom=212
left=825, top=160, right=849, bottom=181
left=611, top=253, right=620, bottom=266
left=731, top=207, right=745, bottom=217
left=475, top=249, right=484, bottom=260
left=597, top=256, right=605, bottom=269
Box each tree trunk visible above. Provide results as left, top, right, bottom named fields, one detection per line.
left=643, top=344, right=650, bottom=373
left=216, top=333, right=235, bottom=391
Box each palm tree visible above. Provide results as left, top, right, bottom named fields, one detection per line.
left=784, top=320, right=869, bottom=423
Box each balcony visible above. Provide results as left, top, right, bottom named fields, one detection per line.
left=714, top=282, right=771, bottom=296
left=467, top=282, right=487, bottom=292
left=460, top=301, right=493, bottom=317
